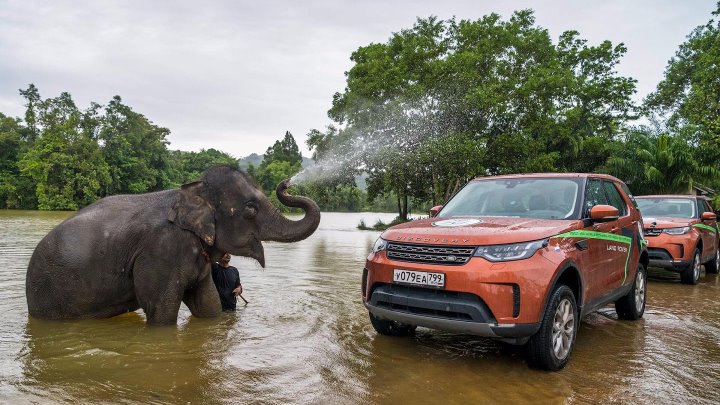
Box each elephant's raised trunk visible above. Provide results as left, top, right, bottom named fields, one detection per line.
left=260, top=180, right=321, bottom=242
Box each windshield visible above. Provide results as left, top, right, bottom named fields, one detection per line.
left=438, top=178, right=582, bottom=220
left=636, top=198, right=696, bottom=219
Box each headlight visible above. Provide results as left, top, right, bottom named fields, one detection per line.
left=663, top=227, right=689, bottom=235
left=372, top=237, right=388, bottom=253
left=474, top=240, right=546, bottom=262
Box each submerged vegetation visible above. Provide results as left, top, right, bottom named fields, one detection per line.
left=357, top=216, right=410, bottom=231
left=2, top=7, right=720, bottom=213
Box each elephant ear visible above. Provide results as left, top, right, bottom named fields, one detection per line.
left=168, top=182, right=216, bottom=246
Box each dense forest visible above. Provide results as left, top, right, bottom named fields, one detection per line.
left=0, top=89, right=393, bottom=212
left=1, top=7, right=719, bottom=216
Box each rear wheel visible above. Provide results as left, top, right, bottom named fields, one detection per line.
left=368, top=312, right=416, bottom=336
left=680, top=249, right=701, bottom=285
left=527, top=285, right=577, bottom=371
left=615, top=263, right=646, bottom=320
left=704, top=246, right=720, bottom=274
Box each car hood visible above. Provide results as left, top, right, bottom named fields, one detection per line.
left=382, top=216, right=582, bottom=246
left=641, top=216, right=693, bottom=229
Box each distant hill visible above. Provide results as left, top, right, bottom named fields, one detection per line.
left=238, top=153, right=263, bottom=169
left=238, top=154, right=315, bottom=169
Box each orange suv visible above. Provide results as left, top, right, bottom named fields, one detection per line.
left=635, top=195, right=719, bottom=284
left=362, top=174, right=648, bottom=370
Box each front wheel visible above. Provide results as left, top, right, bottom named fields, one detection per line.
left=368, top=312, right=416, bottom=336
left=527, top=285, right=578, bottom=371
left=615, top=263, right=647, bottom=320
left=704, top=247, right=720, bottom=274
left=680, top=249, right=701, bottom=285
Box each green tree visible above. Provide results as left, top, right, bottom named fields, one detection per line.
left=317, top=10, right=636, bottom=218
left=17, top=88, right=110, bottom=210
left=262, top=131, right=303, bottom=168
left=99, top=96, right=172, bottom=194
left=0, top=112, right=37, bottom=208
left=169, top=148, right=239, bottom=184
left=645, top=3, right=720, bottom=185
left=255, top=132, right=303, bottom=192
left=605, top=127, right=716, bottom=195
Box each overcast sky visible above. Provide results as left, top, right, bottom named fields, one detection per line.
left=0, top=1, right=716, bottom=157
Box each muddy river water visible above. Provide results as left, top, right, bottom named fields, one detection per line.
left=0, top=210, right=718, bottom=404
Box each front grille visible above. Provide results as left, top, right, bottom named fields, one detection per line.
left=387, top=242, right=476, bottom=265
left=648, top=248, right=673, bottom=261
left=370, top=284, right=496, bottom=323
left=644, top=228, right=662, bottom=237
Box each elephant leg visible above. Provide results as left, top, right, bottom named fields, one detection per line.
left=141, top=289, right=183, bottom=325
left=135, top=277, right=184, bottom=326
left=183, top=274, right=222, bottom=318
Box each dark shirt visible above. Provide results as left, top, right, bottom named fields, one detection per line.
left=211, top=263, right=241, bottom=311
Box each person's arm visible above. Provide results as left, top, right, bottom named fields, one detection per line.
left=232, top=267, right=242, bottom=296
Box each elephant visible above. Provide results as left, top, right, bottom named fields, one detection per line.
left=25, top=166, right=320, bottom=325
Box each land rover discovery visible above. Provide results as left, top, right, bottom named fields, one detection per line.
left=636, top=195, right=718, bottom=284
left=362, top=173, right=648, bottom=370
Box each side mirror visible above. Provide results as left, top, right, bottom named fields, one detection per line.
left=702, top=212, right=717, bottom=221
left=430, top=205, right=443, bottom=217
left=590, top=204, right=620, bottom=222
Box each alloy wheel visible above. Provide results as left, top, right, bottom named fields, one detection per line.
left=693, top=252, right=701, bottom=281
left=552, top=298, right=575, bottom=360
left=635, top=270, right=646, bottom=313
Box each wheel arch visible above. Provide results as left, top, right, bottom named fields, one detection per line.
left=542, top=260, right=583, bottom=315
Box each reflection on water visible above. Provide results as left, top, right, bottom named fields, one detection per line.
left=1, top=210, right=719, bottom=404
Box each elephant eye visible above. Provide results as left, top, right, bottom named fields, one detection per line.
left=242, top=202, right=258, bottom=219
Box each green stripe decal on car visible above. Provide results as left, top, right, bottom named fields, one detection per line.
left=693, top=223, right=718, bottom=233
left=553, top=230, right=632, bottom=245
left=552, top=230, right=634, bottom=285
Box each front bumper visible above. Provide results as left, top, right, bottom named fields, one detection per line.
left=365, top=283, right=540, bottom=339
left=647, top=248, right=691, bottom=271
left=363, top=250, right=562, bottom=325
left=644, top=232, right=696, bottom=272
left=366, top=303, right=540, bottom=338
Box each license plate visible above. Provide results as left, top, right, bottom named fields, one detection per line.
left=393, top=269, right=445, bottom=288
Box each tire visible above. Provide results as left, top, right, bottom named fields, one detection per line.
left=704, top=246, right=720, bottom=274
left=368, top=312, right=416, bottom=336
left=680, top=249, right=701, bottom=285
left=615, top=264, right=647, bottom=320
left=527, top=285, right=578, bottom=371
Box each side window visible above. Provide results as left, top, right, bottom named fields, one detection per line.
left=584, top=179, right=607, bottom=216
left=603, top=181, right=627, bottom=216
left=707, top=200, right=716, bottom=212
left=696, top=199, right=707, bottom=217
left=699, top=199, right=713, bottom=214
left=619, top=182, right=638, bottom=209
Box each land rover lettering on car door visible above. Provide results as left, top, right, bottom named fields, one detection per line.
left=362, top=173, right=648, bottom=371
left=636, top=195, right=719, bottom=284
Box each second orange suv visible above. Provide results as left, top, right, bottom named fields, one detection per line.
left=362, top=173, right=648, bottom=370
left=636, top=195, right=719, bottom=284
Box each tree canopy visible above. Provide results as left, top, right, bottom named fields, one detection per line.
left=314, top=11, right=638, bottom=218
left=0, top=86, right=240, bottom=210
